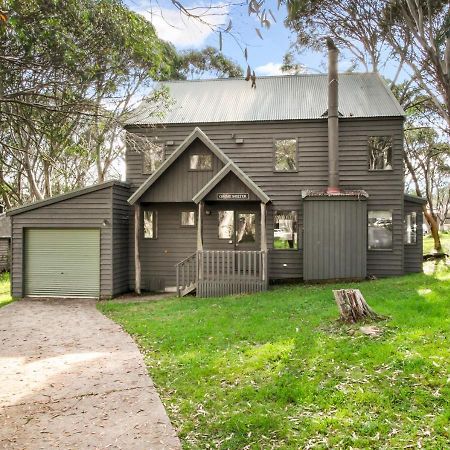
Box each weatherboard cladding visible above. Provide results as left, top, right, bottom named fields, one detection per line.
left=112, top=184, right=131, bottom=295
left=124, top=74, right=405, bottom=126
left=127, top=117, right=405, bottom=280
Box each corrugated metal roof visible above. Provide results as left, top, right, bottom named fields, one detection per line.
left=125, top=73, right=405, bottom=125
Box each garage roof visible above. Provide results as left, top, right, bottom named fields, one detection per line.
left=7, top=181, right=129, bottom=216
left=124, top=73, right=405, bottom=126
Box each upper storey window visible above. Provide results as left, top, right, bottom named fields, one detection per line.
left=274, top=139, right=297, bottom=172
left=190, top=154, right=212, bottom=170
left=368, top=136, right=392, bottom=170
left=143, top=142, right=164, bottom=174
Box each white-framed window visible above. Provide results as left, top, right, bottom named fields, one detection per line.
left=404, top=212, right=417, bottom=244
left=368, top=136, right=392, bottom=170
left=274, top=139, right=298, bottom=172
left=190, top=154, right=212, bottom=170
left=144, top=211, right=157, bottom=239
left=368, top=210, right=393, bottom=249
left=181, top=211, right=195, bottom=227
left=274, top=210, right=298, bottom=249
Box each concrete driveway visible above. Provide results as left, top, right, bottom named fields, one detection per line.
left=0, top=299, right=181, bottom=449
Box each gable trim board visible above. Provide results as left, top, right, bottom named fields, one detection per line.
left=193, top=162, right=270, bottom=204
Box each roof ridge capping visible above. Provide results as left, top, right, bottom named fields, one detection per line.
left=159, top=72, right=378, bottom=84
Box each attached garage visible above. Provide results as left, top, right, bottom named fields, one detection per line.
left=8, top=181, right=130, bottom=299
left=24, top=229, right=100, bottom=297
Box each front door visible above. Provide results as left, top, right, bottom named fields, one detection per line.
left=218, top=209, right=258, bottom=250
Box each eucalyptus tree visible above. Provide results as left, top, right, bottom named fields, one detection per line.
left=0, top=0, right=242, bottom=207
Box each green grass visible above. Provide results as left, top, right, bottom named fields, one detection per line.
left=99, top=261, right=450, bottom=449
left=0, top=272, right=13, bottom=308
left=423, top=232, right=450, bottom=255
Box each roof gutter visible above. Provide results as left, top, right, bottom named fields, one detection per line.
left=326, top=38, right=340, bottom=194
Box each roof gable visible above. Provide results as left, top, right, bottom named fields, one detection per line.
left=128, top=127, right=231, bottom=204
left=192, top=162, right=270, bottom=204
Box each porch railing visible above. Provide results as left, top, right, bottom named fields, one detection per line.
left=176, top=250, right=268, bottom=297
left=197, top=250, right=267, bottom=297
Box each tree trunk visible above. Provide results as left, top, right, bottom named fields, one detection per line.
left=423, top=207, right=442, bottom=253
left=333, top=289, right=383, bottom=323
left=403, top=150, right=442, bottom=252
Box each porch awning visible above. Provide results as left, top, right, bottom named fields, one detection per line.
left=192, top=161, right=270, bottom=204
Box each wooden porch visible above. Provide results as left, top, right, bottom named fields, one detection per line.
left=175, top=249, right=268, bottom=297
left=132, top=159, right=271, bottom=298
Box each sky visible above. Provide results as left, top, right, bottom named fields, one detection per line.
left=125, top=0, right=333, bottom=77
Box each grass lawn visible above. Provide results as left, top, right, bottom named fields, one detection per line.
left=99, top=260, right=450, bottom=449
left=0, top=272, right=13, bottom=308
left=423, top=232, right=450, bottom=255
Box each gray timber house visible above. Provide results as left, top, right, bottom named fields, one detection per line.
left=7, top=46, right=426, bottom=299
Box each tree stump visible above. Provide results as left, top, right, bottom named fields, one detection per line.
left=333, top=289, right=383, bottom=323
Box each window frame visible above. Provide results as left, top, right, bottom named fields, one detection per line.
left=404, top=211, right=418, bottom=246
left=273, top=138, right=299, bottom=173
left=180, top=211, right=196, bottom=227
left=143, top=210, right=157, bottom=239
left=189, top=154, right=213, bottom=172
left=367, top=209, right=393, bottom=251
left=273, top=209, right=299, bottom=251
left=367, top=135, right=393, bottom=172
left=142, top=141, right=165, bottom=175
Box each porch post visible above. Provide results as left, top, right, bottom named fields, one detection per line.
left=260, top=202, right=267, bottom=252
left=134, top=203, right=141, bottom=294
left=197, top=201, right=204, bottom=251
left=260, top=202, right=268, bottom=284
left=197, top=201, right=204, bottom=282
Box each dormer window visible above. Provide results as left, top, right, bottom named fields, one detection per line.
left=143, top=142, right=164, bottom=174
left=190, top=154, right=212, bottom=170
left=368, top=136, right=392, bottom=170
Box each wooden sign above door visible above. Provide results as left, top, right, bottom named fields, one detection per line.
left=217, top=193, right=249, bottom=200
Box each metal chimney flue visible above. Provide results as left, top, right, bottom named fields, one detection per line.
left=326, top=38, right=340, bottom=194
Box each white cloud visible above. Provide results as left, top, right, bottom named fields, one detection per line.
left=255, top=62, right=284, bottom=76
left=139, top=3, right=229, bottom=48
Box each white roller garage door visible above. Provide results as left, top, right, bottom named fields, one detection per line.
left=24, top=229, right=100, bottom=297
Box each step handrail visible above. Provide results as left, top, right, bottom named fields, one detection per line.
left=175, top=252, right=197, bottom=297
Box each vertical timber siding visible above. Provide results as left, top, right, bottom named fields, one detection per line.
left=404, top=200, right=424, bottom=273
left=112, top=185, right=131, bottom=295
left=126, top=117, right=404, bottom=280
left=10, top=185, right=125, bottom=298
left=303, top=198, right=367, bottom=280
